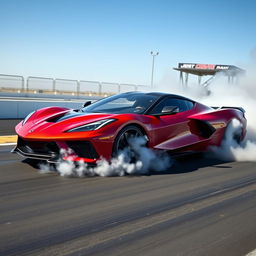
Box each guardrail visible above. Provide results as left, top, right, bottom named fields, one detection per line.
left=0, top=73, right=151, bottom=96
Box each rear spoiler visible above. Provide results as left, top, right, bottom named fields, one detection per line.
left=211, top=106, right=245, bottom=114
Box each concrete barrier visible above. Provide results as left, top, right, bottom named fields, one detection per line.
left=0, top=91, right=102, bottom=100
left=0, top=99, right=85, bottom=119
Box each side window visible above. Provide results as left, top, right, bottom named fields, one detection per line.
left=149, top=98, right=193, bottom=114
left=185, top=100, right=194, bottom=110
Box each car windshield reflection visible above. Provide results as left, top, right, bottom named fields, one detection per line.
left=82, top=92, right=159, bottom=114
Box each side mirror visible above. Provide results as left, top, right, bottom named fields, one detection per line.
left=83, top=101, right=92, bottom=108
left=161, top=106, right=179, bottom=114
left=151, top=106, right=179, bottom=116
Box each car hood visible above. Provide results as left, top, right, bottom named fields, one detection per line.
left=16, top=108, right=119, bottom=139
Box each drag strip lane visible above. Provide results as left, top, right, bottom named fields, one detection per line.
left=0, top=146, right=256, bottom=256
left=53, top=183, right=256, bottom=256
left=0, top=119, right=20, bottom=136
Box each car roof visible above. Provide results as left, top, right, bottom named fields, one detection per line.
left=123, top=91, right=195, bottom=102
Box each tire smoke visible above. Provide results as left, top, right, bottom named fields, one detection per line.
left=39, top=136, right=172, bottom=177
left=157, top=60, right=256, bottom=163
left=209, top=119, right=256, bottom=162
left=198, top=72, right=256, bottom=162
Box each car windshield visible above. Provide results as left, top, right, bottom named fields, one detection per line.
left=81, top=93, right=159, bottom=114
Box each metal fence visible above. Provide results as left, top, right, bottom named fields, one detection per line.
left=27, top=76, right=54, bottom=91
left=0, top=74, right=25, bottom=90
left=0, top=73, right=150, bottom=96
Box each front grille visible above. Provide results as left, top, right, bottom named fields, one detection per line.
left=66, top=141, right=99, bottom=159
left=16, top=137, right=99, bottom=161
left=17, top=137, right=59, bottom=156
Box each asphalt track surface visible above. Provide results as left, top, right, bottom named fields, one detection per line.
left=0, top=120, right=256, bottom=256
left=0, top=119, right=21, bottom=135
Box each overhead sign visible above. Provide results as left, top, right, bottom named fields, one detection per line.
left=178, top=63, right=231, bottom=70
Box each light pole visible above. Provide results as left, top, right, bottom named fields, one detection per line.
left=150, top=51, right=159, bottom=88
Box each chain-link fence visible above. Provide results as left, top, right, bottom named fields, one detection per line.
left=0, top=74, right=150, bottom=96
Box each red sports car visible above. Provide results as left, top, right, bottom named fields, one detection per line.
left=13, top=92, right=246, bottom=165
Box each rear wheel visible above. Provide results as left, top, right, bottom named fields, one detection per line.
left=224, top=119, right=243, bottom=144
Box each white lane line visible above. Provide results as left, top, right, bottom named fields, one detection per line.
left=0, top=143, right=17, bottom=146
left=246, top=249, right=256, bottom=256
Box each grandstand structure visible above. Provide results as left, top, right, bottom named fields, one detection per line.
left=173, top=63, right=245, bottom=89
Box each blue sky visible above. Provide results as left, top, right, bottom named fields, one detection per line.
left=0, top=0, right=255, bottom=85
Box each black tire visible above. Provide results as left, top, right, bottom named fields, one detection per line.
left=112, top=125, right=145, bottom=158
left=225, top=119, right=243, bottom=144
left=233, top=129, right=243, bottom=144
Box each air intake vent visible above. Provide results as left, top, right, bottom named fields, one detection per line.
left=47, top=113, right=67, bottom=123
left=17, top=137, right=59, bottom=155
left=47, top=111, right=86, bottom=123
left=66, top=141, right=99, bottom=159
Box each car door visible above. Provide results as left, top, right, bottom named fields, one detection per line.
left=148, top=97, right=195, bottom=150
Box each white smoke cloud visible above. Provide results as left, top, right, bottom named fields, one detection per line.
left=209, top=119, right=256, bottom=162
left=39, top=136, right=172, bottom=177
left=39, top=163, right=55, bottom=174
left=198, top=71, right=256, bottom=162
left=156, top=56, right=256, bottom=163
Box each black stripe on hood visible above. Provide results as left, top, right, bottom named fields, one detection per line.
left=47, top=111, right=88, bottom=123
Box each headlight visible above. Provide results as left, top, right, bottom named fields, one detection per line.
left=66, top=119, right=116, bottom=132
left=22, top=111, right=36, bottom=125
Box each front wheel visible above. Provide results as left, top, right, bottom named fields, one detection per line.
left=112, top=125, right=145, bottom=160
